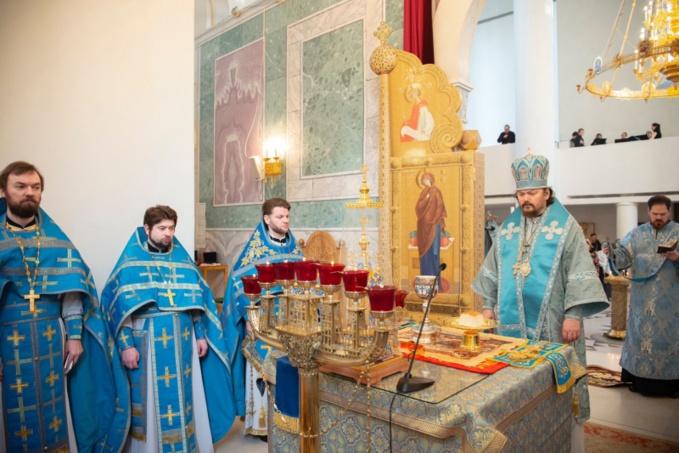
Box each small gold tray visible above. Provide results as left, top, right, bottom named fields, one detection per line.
left=446, top=318, right=500, bottom=331
left=445, top=318, right=501, bottom=351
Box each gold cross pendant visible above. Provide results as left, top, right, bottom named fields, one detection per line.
left=160, top=288, right=176, bottom=306
left=512, top=262, right=521, bottom=278
left=24, top=289, right=40, bottom=313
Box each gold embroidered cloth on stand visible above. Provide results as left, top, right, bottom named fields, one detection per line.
left=398, top=326, right=525, bottom=371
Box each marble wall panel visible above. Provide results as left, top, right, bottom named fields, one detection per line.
left=287, top=73, right=301, bottom=113
left=302, top=19, right=364, bottom=177
left=199, top=0, right=395, bottom=233
left=265, top=27, right=287, bottom=80
left=386, top=0, right=404, bottom=49
left=264, top=76, right=286, bottom=138
left=287, top=179, right=312, bottom=201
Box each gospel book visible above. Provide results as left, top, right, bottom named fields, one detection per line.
left=657, top=239, right=678, bottom=254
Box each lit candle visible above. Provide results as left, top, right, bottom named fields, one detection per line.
left=317, top=262, right=346, bottom=285
left=255, top=263, right=276, bottom=283
left=341, top=270, right=370, bottom=292
left=366, top=285, right=397, bottom=312
left=241, top=275, right=262, bottom=295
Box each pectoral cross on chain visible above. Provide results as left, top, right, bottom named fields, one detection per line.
left=24, top=289, right=40, bottom=313
left=160, top=288, right=176, bottom=306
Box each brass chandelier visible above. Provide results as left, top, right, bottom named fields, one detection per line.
left=580, top=0, right=679, bottom=100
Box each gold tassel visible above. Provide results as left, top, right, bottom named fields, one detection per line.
left=259, top=401, right=267, bottom=428
left=572, top=392, right=580, bottom=416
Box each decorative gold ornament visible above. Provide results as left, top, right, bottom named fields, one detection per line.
left=8, top=229, right=42, bottom=314
left=580, top=0, right=679, bottom=100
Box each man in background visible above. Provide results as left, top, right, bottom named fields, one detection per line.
left=604, top=195, right=679, bottom=398
left=222, top=198, right=304, bottom=439
left=590, top=233, right=602, bottom=251
left=497, top=124, right=516, bottom=144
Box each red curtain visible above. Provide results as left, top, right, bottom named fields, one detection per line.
left=404, top=0, right=435, bottom=65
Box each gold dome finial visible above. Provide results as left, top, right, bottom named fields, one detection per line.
left=370, top=22, right=397, bottom=75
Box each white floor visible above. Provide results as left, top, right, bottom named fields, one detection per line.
left=215, top=418, right=268, bottom=453
left=583, top=309, right=679, bottom=443
left=216, top=308, right=679, bottom=451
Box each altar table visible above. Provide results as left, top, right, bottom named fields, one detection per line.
left=263, top=346, right=579, bottom=452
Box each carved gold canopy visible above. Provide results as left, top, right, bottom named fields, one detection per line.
left=371, top=23, right=485, bottom=319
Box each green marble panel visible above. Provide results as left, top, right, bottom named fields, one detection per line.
left=265, top=0, right=342, bottom=33
left=205, top=198, right=378, bottom=229
left=291, top=199, right=377, bottom=229
left=206, top=204, right=261, bottom=229
left=302, top=20, right=364, bottom=177
left=264, top=76, right=287, bottom=141
left=265, top=28, right=287, bottom=82
left=199, top=157, right=213, bottom=204
left=264, top=176, right=286, bottom=201
left=386, top=0, right=404, bottom=49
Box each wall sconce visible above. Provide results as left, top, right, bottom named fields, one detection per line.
left=249, top=139, right=286, bottom=184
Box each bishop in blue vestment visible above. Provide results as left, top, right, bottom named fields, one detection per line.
left=472, top=154, right=608, bottom=451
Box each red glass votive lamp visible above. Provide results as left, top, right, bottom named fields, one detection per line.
left=241, top=275, right=262, bottom=295
left=395, top=289, right=407, bottom=308
left=273, top=261, right=295, bottom=281
left=366, top=286, right=397, bottom=312
left=255, top=263, right=276, bottom=284
left=342, top=270, right=370, bottom=292
left=317, top=262, right=346, bottom=286
left=294, top=260, right=319, bottom=282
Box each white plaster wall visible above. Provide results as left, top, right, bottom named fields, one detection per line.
left=0, top=1, right=194, bottom=293
left=466, top=10, right=515, bottom=146
left=480, top=138, right=679, bottom=203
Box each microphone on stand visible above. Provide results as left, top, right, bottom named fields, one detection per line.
left=396, top=262, right=446, bottom=394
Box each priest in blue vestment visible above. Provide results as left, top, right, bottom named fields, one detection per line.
left=605, top=195, right=679, bottom=398
left=472, top=154, right=609, bottom=452
left=101, top=205, right=235, bottom=452
left=222, top=198, right=303, bottom=437
left=0, top=161, right=128, bottom=453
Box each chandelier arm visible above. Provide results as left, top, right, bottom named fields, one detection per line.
left=603, top=0, right=627, bottom=61
left=619, top=0, right=638, bottom=57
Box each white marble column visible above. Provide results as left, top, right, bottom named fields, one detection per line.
left=513, top=0, right=558, bottom=185
left=616, top=202, right=638, bottom=240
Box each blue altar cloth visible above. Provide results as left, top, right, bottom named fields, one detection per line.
left=262, top=346, right=581, bottom=452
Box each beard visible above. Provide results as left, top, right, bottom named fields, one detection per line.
left=6, top=196, right=40, bottom=219
left=148, top=236, right=171, bottom=252
left=652, top=219, right=669, bottom=230
left=521, top=203, right=541, bottom=218
left=269, top=224, right=288, bottom=236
